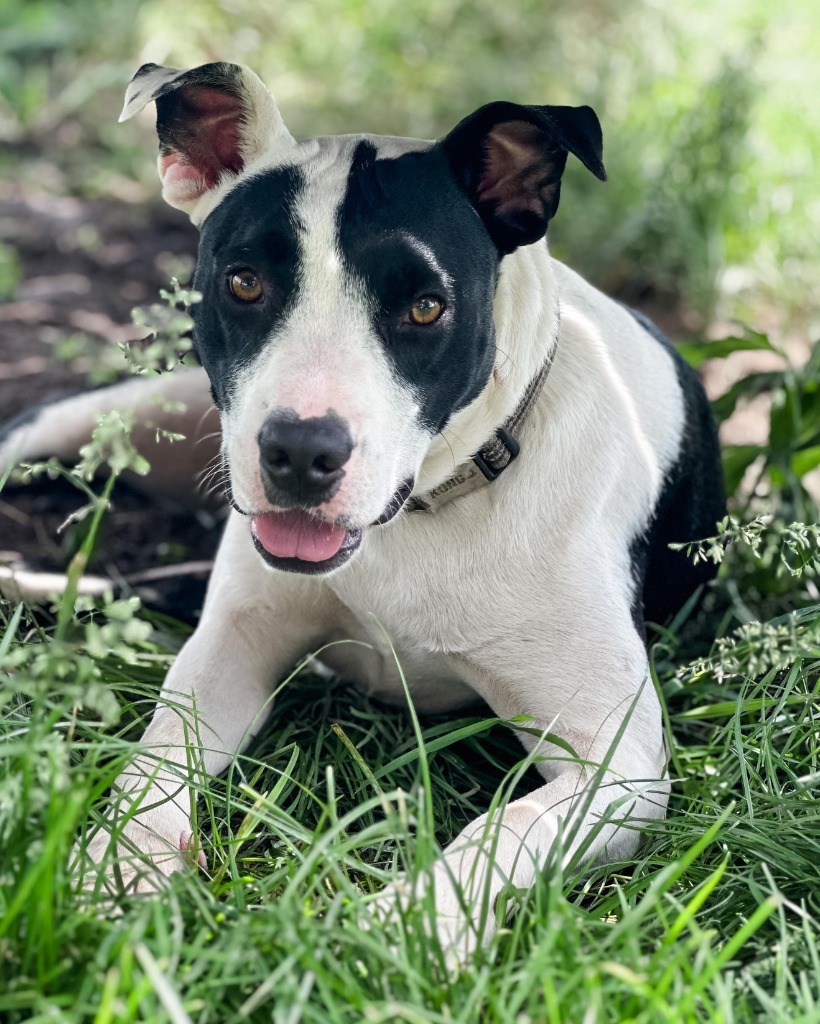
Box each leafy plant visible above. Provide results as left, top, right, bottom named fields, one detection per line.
left=671, top=328, right=820, bottom=625
left=126, top=278, right=200, bottom=375
left=729, top=345, right=820, bottom=524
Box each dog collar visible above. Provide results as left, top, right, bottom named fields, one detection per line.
left=406, top=342, right=557, bottom=514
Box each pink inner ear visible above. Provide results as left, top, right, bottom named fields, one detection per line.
left=476, top=121, right=549, bottom=217
left=161, top=85, right=245, bottom=200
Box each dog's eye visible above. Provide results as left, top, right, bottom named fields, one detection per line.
left=229, top=270, right=263, bottom=302
left=408, top=296, right=444, bottom=325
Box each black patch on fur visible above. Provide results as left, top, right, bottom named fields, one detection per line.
left=442, top=102, right=606, bottom=255
left=337, top=141, right=501, bottom=433
left=626, top=308, right=726, bottom=630
left=191, top=165, right=304, bottom=409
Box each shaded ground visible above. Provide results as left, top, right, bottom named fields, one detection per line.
left=0, top=181, right=222, bottom=618
left=0, top=181, right=196, bottom=414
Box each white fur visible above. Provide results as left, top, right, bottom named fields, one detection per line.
left=6, top=243, right=681, bottom=953
left=0, top=369, right=218, bottom=503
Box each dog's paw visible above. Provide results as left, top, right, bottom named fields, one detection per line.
left=368, top=810, right=539, bottom=967
left=367, top=867, right=492, bottom=970
left=75, top=802, right=204, bottom=897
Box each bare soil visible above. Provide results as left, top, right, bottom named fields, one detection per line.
left=0, top=182, right=221, bottom=619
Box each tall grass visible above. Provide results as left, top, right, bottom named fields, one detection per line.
left=1, top=3, right=818, bottom=1015
left=1, top=597, right=818, bottom=1021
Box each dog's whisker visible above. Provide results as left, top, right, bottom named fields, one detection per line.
left=195, top=405, right=219, bottom=432
left=197, top=475, right=222, bottom=495
left=195, top=468, right=224, bottom=489
left=195, top=460, right=227, bottom=489
left=195, top=454, right=224, bottom=481
left=494, top=346, right=518, bottom=372
left=197, top=460, right=231, bottom=496
left=438, top=428, right=462, bottom=472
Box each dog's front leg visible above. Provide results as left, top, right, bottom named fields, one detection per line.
left=79, top=511, right=337, bottom=894
left=378, top=639, right=668, bottom=961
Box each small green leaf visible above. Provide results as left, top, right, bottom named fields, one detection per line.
left=678, top=330, right=778, bottom=369
left=791, top=445, right=820, bottom=478
left=711, top=371, right=783, bottom=422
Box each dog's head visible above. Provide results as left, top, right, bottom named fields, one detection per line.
left=122, top=62, right=605, bottom=574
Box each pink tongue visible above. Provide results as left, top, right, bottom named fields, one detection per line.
left=252, top=510, right=347, bottom=562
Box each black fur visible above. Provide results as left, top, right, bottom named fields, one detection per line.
left=442, top=102, right=606, bottom=254
left=337, top=141, right=500, bottom=433
left=626, top=308, right=726, bottom=628
left=191, top=166, right=304, bottom=408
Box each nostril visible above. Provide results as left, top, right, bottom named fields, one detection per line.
left=269, top=449, right=290, bottom=472
left=312, top=453, right=343, bottom=476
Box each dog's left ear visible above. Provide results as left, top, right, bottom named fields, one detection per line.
left=120, top=61, right=294, bottom=223
left=442, top=101, right=606, bottom=254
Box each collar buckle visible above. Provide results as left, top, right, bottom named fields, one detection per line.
left=472, top=426, right=521, bottom=481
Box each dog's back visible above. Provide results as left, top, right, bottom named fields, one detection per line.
left=625, top=308, right=725, bottom=626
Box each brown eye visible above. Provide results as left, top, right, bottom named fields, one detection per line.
left=408, top=296, right=444, bottom=325
left=229, top=269, right=263, bottom=302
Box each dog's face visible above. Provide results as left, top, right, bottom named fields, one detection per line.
left=194, top=138, right=500, bottom=569
left=122, top=62, right=605, bottom=574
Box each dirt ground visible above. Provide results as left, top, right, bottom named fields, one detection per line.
left=0, top=181, right=223, bottom=619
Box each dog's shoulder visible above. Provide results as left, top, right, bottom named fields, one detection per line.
left=542, top=260, right=689, bottom=492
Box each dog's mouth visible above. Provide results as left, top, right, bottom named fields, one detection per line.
left=251, top=510, right=362, bottom=574
left=249, top=478, right=414, bottom=575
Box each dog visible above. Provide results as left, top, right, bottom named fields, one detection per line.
left=0, top=61, right=725, bottom=957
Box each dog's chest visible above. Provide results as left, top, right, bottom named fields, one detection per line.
left=326, top=498, right=557, bottom=656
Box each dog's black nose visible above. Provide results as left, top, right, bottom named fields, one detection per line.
left=258, top=411, right=354, bottom=505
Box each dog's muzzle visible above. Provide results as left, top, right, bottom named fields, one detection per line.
left=248, top=408, right=414, bottom=574
left=248, top=472, right=415, bottom=575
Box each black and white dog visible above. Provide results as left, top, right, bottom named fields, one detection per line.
left=0, top=62, right=725, bottom=955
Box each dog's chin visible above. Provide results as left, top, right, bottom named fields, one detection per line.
left=249, top=477, right=415, bottom=575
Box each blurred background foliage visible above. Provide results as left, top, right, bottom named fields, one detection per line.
left=0, top=0, right=817, bottom=333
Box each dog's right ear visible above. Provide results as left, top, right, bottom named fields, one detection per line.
left=120, top=62, right=294, bottom=223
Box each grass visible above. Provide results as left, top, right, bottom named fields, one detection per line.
left=1, top=503, right=819, bottom=1020
left=1, top=318, right=819, bottom=1020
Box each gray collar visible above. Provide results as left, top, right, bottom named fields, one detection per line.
left=406, top=342, right=557, bottom=514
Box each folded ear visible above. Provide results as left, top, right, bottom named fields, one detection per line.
left=120, top=61, right=294, bottom=222
left=441, top=101, right=606, bottom=254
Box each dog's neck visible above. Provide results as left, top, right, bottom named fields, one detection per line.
left=415, top=240, right=559, bottom=494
